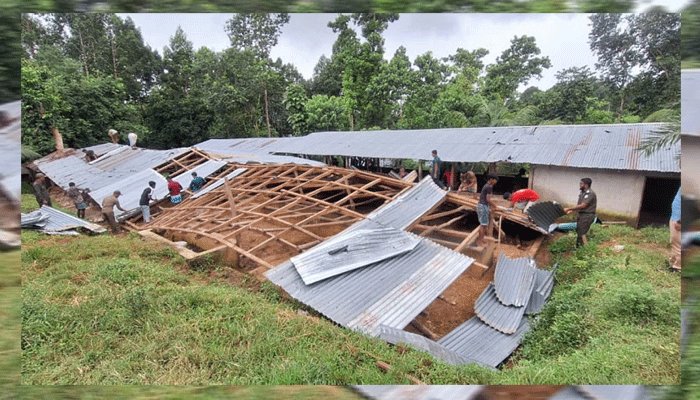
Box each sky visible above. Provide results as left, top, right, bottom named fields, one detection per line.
left=118, top=12, right=672, bottom=91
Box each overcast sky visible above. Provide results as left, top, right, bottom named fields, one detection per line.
left=117, top=12, right=679, bottom=91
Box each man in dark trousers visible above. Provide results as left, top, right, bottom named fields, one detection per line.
left=477, top=175, right=499, bottom=247
left=564, top=177, right=597, bottom=247
left=139, top=181, right=157, bottom=223
left=430, top=150, right=446, bottom=189
left=101, top=190, right=126, bottom=234
left=32, top=173, right=52, bottom=207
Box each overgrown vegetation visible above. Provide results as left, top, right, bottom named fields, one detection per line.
left=20, top=194, right=679, bottom=385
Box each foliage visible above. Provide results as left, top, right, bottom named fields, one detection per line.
left=284, top=84, right=309, bottom=136
left=483, top=35, right=551, bottom=101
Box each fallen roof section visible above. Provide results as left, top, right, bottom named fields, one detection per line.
left=378, top=325, right=480, bottom=366
left=290, top=226, right=421, bottom=285
left=364, top=176, right=446, bottom=230
left=525, top=201, right=566, bottom=233
left=21, top=205, right=106, bottom=234
left=474, top=283, right=527, bottom=335
left=525, top=265, right=557, bottom=315
left=437, top=316, right=530, bottom=369
left=493, top=254, right=537, bottom=307
left=351, top=385, right=483, bottom=400
left=89, top=168, right=169, bottom=218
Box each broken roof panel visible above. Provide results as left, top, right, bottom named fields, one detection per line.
left=266, top=237, right=473, bottom=337
left=364, top=176, right=446, bottom=230
left=474, top=283, right=527, bottom=334
left=84, top=143, right=124, bottom=157
left=351, top=385, right=483, bottom=400
left=525, top=266, right=557, bottom=315
left=526, top=201, right=566, bottom=233
left=291, top=227, right=421, bottom=285
left=437, top=316, right=529, bottom=369
left=190, top=168, right=248, bottom=199
left=378, top=325, right=481, bottom=367
left=21, top=205, right=105, bottom=233
left=195, top=138, right=325, bottom=166
left=494, top=254, right=537, bottom=307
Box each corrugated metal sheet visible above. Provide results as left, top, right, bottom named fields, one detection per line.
left=682, top=70, right=700, bottom=136
left=84, top=143, right=124, bottom=156
left=575, top=385, right=648, bottom=400
left=526, top=201, right=566, bottom=233
left=378, top=325, right=480, bottom=366
left=291, top=227, right=421, bottom=285
left=195, top=138, right=325, bottom=166
left=493, top=254, right=537, bottom=307
left=271, top=123, right=679, bottom=173
left=90, top=169, right=169, bottom=218
left=437, top=316, right=529, bottom=369
left=474, top=283, right=527, bottom=334
left=89, top=146, right=187, bottom=173
left=21, top=205, right=105, bottom=233
left=351, top=385, right=483, bottom=400
left=266, top=237, right=473, bottom=337
left=364, top=176, right=446, bottom=230
left=171, top=160, right=226, bottom=189
left=220, top=154, right=326, bottom=166
left=525, top=265, right=557, bottom=315
left=191, top=168, right=248, bottom=199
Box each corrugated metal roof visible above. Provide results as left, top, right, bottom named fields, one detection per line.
left=195, top=138, right=326, bottom=166
left=493, top=254, right=537, bottom=307
left=21, top=205, right=105, bottom=233
left=89, top=146, right=188, bottom=173
left=271, top=124, right=678, bottom=173
left=682, top=70, right=700, bottom=136
left=526, top=201, right=566, bottom=233
left=220, top=154, right=326, bottom=166
left=363, top=176, right=445, bottom=230
left=351, top=385, right=483, bottom=400
left=172, top=160, right=226, bottom=189
left=525, top=265, right=557, bottom=315
left=474, top=283, right=527, bottom=334
left=378, top=325, right=480, bottom=366
left=437, top=316, right=529, bottom=369
left=291, top=227, right=421, bottom=285
left=575, top=385, right=648, bottom=400
left=266, top=237, right=473, bottom=337
left=90, top=169, right=169, bottom=218
left=191, top=168, right=248, bottom=199
left=84, top=143, right=124, bottom=156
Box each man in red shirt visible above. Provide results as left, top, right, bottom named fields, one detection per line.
left=503, top=189, right=539, bottom=213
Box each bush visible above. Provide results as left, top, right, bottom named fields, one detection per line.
left=520, top=297, right=590, bottom=360
left=604, top=284, right=676, bottom=326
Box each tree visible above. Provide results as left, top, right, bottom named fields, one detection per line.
left=539, top=66, right=596, bottom=124
left=483, top=35, right=551, bottom=101
left=225, top=13, right=290, bottom=59
left=305, top=95, right=350, bottom=133
left=284, top=84, right=309, bottom=136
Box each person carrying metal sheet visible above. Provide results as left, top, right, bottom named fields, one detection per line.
left=564, top=178, right=597, bottom=247
left=101, top=190, right=126, bottom=234
left=139, top=181, right=157, bottom=223
left=32, top=173, right=52, bottom=207
left=477, top=175, right=499, bottom=247
left=166, top=176, right=183, bottom=204
left=503, top=189, right=539, bottom=213
left=188, top=172, right=206, bottom=193
left=67, top=182, right=88, bottom=219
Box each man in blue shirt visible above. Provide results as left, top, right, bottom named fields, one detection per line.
left=189, top=172, right=206, bottom=192
left=670, top=187, right=681, bottom=272
left=430, top=150, right=446, bottom=190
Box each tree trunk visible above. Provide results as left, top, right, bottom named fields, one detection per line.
left=78, top=28, right=89, bottom=77
left=618, top=87, right=624, bottom=123
left=264, top=88, right=271, bottom=138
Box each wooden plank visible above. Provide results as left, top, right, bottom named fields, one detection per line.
left=527, top=235, right=546, bottom=258
left=454, top=226, right=481, bottom=253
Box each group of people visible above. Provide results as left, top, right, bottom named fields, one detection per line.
left=108, top=129, right=138, bottom=148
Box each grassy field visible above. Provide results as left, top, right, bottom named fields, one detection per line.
left=20, top=194, right=679, bottom=387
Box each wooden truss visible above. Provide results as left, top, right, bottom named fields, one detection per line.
left=153, top=148, right=212, bottom=177
left=142, top=164, right=412, bottom=272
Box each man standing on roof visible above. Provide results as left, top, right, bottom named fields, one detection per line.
left=188, top=172, right=206, bottom=193
left=67, top=182, right=88, bottom=219
left=669, top=186, right=681, bottom=272
left=477, top=175, right=499, bottom=247
left=503, top=188, right=539, bottom=213
left=430, top=150, right=446, bottom=190
left=82, top=148, right=96, bottom=162
left=101, top=190, right=126, bottom=234
left=139, top=181, right=157, bottom=223
left=32, top=173, right=52, bottom=207
left=564, top=178, right=597, bottom=247
left=127, top=132, right=137, bottom=148
left=108, top=129, right=119, bottom=144
left=167, top=176, right=183, bottom=204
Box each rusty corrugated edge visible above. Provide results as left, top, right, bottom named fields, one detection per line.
left=437, top=316, right=529, bottom=369
left=474, top=283, right=527, bottom=334
left=494, top=254, right=537, bottom=307
left=291, top=227, right=421, bottom=285
left=351, top=385, right=483, bottom=400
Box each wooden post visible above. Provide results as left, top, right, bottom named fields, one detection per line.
left=418, top=162, right=423, bottom=179
left=497, top=215, right=503, bottom=244
left=450, top=163, right=455, bottom=189
left=223, top=177, right=237, bottom=218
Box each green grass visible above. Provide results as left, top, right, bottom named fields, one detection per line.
left=20, top=220, right=679, bottom=386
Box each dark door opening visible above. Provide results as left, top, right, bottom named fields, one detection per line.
left=637, top=177, right=680, bottom=228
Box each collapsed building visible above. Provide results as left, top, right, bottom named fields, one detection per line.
left=26, top=122, right=677, bottom=370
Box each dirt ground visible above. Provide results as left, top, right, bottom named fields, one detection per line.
left=479, top=386, right=565, bottom=400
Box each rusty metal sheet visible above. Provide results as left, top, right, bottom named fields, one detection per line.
left=474, top=283, right=527, bottom=334
left=494, top=254, right=537, bottom=307
left=291, top=227, right=421, bottom=285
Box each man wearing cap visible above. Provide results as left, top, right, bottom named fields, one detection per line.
left=564, top=178, right=597, bottom=247
left=139, top=181, right=157, bottom=223
left=32, top=173, right=52, bottom=207
left=102, top=190, right=126, bottom=233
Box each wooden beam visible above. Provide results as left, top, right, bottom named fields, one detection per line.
left=454, top=226, right=481, bottom=253
left=527, top=235, right=546, bottom=258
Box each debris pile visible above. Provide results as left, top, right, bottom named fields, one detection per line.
left=21, top=205, right=106, bottom=235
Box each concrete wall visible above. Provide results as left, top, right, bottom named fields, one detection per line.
left=531, top=165, right=648, bottom=217
left=683, top=135, right=700, bottom=197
